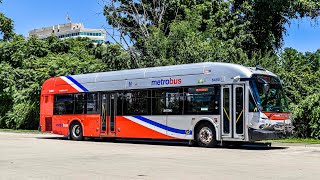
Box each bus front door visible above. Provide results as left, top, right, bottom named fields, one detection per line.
left=221, top=84, right=245, bottom=140
left=100, top=93, right=116, bottom=136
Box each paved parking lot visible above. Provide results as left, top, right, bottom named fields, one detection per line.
left=1, top=132, right=320, bottom=180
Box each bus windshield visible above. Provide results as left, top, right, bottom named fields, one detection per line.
left=250, top=75, right=288, bottom=112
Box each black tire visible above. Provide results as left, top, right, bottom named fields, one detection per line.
left=70, top=121, right=84, bottom=141
left=195, top=122, right=217, bottom=148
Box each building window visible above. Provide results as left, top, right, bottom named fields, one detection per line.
left=95, top=40, right=104, bottom=44
left=77, top=32, right=103, bottom=36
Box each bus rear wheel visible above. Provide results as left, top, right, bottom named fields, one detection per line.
left=70, top=122, right=83, bottom=141
left=195, top=122, right=217, bottom=148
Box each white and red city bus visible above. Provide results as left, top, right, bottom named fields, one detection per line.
left=40, top=62, right=293, bottom=147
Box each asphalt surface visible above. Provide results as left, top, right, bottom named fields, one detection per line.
left=1, top=132, right=320, bottom=180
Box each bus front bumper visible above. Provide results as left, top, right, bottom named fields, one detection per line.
left=248, top=128, right=293, bottom=141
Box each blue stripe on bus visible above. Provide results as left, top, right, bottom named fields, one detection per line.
left=133, top=116, right=192, bottom=135
left=66, top=76, right=89, bottom=92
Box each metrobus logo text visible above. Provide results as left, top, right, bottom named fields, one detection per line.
left=151, top=78, right=182, bottom=86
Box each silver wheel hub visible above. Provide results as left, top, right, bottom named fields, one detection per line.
left=199, top=127, right=213, bottom=144
left=72, top=125, right=81, bottom=137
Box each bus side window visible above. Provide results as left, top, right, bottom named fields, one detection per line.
left=184, top=86, right=220, bottom=115
left=151, top=88, right=183, bottom=115
left=54, top=94, right=74, bottom=115
left=123, top=90, right=150, bottom=115
left=74, top=94, right=85, bottom=114
left=249, top=94, right=257, bottom=112
left=116, top=92, right=124, bottom=116
left=86, top=93, right=99, bottom=114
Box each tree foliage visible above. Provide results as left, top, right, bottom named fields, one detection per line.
left=0, top=1, right=14, bottom=41
left=275, top=48, right=320, bottom=138
left=104, top=0, right=320, bottom=56
left=0, top=1, right=319, bottom=139
left=104, top=0, right=320, bottom=138
left=233, top=0, right=320, bottom=53
left=0, top=36, right=129, bottom=129
left=104, top=0, right=253, bottom=67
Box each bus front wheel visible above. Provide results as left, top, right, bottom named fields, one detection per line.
left=195, top=122, right=217, bottom=148
left=70, top=122, right=84, bottom=141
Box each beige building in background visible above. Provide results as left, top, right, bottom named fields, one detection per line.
left=28, top=22, right=106, bottom=44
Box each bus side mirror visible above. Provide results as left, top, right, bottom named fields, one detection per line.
left=263, top=84, right=269, bottom=94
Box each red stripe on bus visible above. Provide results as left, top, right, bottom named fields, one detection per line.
left=116, top=116, right=176, bottom=139
left=264, top=112, right=290, bottom=120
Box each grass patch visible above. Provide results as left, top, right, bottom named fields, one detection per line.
left=0, top=128, right=43, bottom=133
left=266, top=138, right=320, bottom=144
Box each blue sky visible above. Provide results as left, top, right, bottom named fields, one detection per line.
left=284, top=18, right=320, bottom=52
left=0, top=0, right=111, bottom=39
left=1, top=0, right=320, bottom=52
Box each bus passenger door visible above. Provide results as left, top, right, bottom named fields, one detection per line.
left=221, top=85, right=232, bottom=138
left=233, top=85, right=245, bottom=139
left=221, top=84, right=245, bottom=140
left=108, top=93, right=116, bottom=135
left=100, top=93, right=116, bottom=136
left=100, top=93, right=108, bottom=136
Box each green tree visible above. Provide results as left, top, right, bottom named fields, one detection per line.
left=104, top=0, right=320, bottom=57
left=276, top=48, right=320, bottom=138
left=0, top=0, right=14, bottom=40
left=104, top=0, right=253, bottom=67
left=0, top=35, right=130, bottom=129
left=141, top=3, right=251, bottom=66
left=232, top=0, right=320, bottom=54
left=0, top=62, right=14, bottom=128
